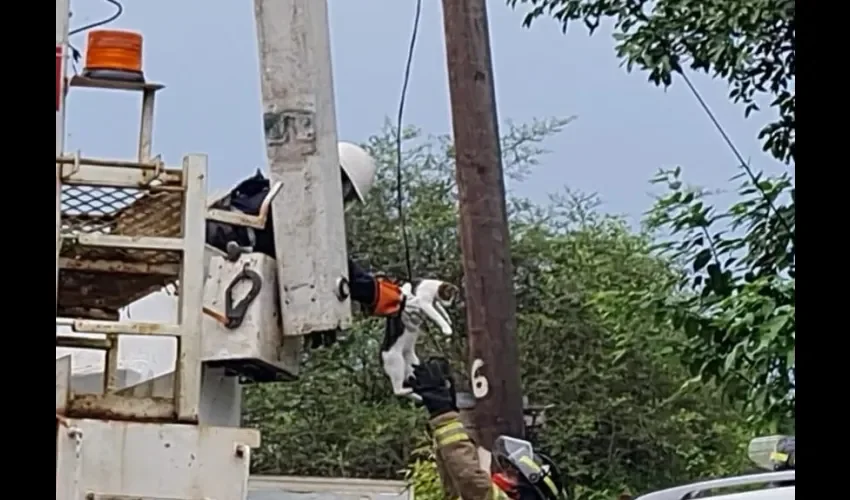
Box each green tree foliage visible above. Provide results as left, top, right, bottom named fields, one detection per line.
left=405, top=445, right=443, bottom=500
left=243, top=120, right=751, bottom=498
left=508, top=0, right=795, bottom=428
left=643, top=168, right=795, bottom=430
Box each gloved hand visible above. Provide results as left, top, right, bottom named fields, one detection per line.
left=406, top=357, right=458, bottom=418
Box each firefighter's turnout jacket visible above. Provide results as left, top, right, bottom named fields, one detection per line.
left=431, top=411, right=510, bottom=500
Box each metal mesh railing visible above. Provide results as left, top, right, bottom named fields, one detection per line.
left=61, top=185, right=184, bottom=238
left=58, top=184, right=186, bottom=316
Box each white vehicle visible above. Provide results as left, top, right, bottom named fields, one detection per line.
left=56, top=0, right=353, bottom=497
left=636, top=436, right=795, bottom=500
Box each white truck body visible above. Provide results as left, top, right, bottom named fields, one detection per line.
left=636, top=471, right=795, bottom=500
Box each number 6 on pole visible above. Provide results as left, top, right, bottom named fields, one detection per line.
left=471, top=358, right=489, bottom=399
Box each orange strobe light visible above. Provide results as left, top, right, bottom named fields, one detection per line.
left=83, top=29, right=145, bottom=82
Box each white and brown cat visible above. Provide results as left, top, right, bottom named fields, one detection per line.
left=380, top=279, right=458, bottom=400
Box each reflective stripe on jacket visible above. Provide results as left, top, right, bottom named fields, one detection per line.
left=430, top=412, right=509, bottom=500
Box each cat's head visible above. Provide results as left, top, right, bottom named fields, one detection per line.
left=435, top=282, right=459, bottom=305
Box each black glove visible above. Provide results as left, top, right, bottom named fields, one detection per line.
left=406, top=357, right=458, bottom=418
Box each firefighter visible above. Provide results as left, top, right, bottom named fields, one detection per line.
left=406, top=357, right=567, bottom=500
left=205, top=141, right=404, bottom=323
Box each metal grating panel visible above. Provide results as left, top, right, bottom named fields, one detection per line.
left=61, top=186, right=183, bottom=238
left=58, top=186, right=185, bottom=318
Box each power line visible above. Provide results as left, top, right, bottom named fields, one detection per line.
left=394, top=0, right=423, bottom=282
left=67, top=0, right=125, bottom=68
left=680, top=71, right=793, bottom=236
left=70, top=0, right=124, bottom=36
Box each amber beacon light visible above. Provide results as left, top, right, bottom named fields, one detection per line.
left=83, top=29, right=145, bottom=82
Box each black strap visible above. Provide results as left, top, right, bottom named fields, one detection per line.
left=224, top=268, right=263, bottom=329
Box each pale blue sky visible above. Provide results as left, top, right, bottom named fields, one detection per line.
left=65, top=0, right=782, bottom=223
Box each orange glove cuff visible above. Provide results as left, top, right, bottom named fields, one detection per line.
left=373, top=278, right=404, bottom=317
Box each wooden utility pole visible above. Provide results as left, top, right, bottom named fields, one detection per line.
left=441, top=0, right=525, bottom=449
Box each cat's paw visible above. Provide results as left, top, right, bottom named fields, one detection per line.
left=394, top=388, right=423, bottom=402
left=441, top=326, right=453, bottom=336
left=394, top=387, right=414, bottom=397
left=405, top=392, right=423, bottom=403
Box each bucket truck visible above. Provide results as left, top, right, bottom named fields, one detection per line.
left=56, top=0, right=351, bottom=498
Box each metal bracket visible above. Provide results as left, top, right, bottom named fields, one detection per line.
left=206, top=181, right=283, bottom=230
left=67, top=75, right=165, bottom=167
left=335, top=276, right=350, bottom=301
left=225, top=241, right=253, bottom=262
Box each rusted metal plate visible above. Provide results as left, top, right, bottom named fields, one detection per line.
left=59, top=258, right=180, bottom=275
left=65, top=394, right=176, bottom=422
left=56, top=335, right=111, bottom=350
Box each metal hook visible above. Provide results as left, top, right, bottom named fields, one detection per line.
left=224, top=268, right=263, bottom=329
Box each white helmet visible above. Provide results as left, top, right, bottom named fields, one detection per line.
left=338, top=141, right=377, bottom=208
